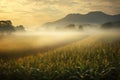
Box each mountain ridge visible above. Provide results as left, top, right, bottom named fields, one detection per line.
left=42, top=11, right=120, bottom=29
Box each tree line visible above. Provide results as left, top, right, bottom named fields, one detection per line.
left=0, top=20, right=25, bottom=34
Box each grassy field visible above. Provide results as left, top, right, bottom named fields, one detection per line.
left=0, top=32, right=120, bottom=80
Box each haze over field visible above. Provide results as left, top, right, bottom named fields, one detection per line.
left=0, top=31, right=84, bottom=52
left=0, top=0, right=120, bottom=55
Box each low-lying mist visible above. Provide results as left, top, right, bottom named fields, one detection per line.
left=0, top=31, right=86, bottom=57
left=0, top=29, right=119, bottom=58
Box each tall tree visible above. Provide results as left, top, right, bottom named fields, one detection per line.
left=15, top=25, right=25, bottom=31
left=0, top=20, right=15, bottom=33
left=66, top=24, right=75, bottom=29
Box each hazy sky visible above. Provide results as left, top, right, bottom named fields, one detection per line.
left=0, top=0, right=120, bottom=29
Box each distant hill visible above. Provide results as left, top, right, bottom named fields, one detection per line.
left=101, top=21, right=120, bottom=29
left=42, top=11, right=120, bottom=29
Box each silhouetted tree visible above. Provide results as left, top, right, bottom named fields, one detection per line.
left=0, top=20, right=15, bottom=34
left=101, top=21, right=120, bottom=29
left=78, top=25, right=83, bottom=30
left=66, top=24, right=75, bottom=29
left=15, top=25, right=25, bottom=31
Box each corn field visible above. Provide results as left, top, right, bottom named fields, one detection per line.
left=0, top=33, right=120, bottom=80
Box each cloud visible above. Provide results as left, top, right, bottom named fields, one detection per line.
left=85, top=0, right=120, bottom=14
left=0, top=0, right=119, bottom=14
left=31, top=0, right=78, bottom=6
left=0, top=0, right=120, bottom=29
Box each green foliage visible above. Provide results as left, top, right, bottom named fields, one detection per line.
left=0, top=35, right=120, bottom=80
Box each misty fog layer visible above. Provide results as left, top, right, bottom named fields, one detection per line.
left=0, top=31, right=85, bottom=52
left=0, top=29, right=119, bottom=58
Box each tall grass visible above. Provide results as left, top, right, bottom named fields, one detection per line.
left=0, top=34, right=120, bottom=80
